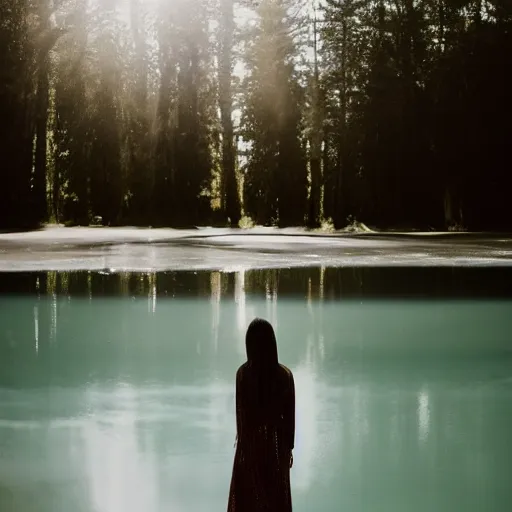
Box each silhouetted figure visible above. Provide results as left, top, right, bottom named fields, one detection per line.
left=227, top=318, right=295, bottom=512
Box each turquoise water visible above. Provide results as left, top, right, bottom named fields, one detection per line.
left=1, top=269, right=512, bottom=512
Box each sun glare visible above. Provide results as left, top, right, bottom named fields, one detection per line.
left=115, top=0, right=160, bottom=17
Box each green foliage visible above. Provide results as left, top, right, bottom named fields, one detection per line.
left=241, top=0, right=308, bottom=227
left=320, top=0, right=511, bottom=231
left=239, top=215, right=255, bottom=229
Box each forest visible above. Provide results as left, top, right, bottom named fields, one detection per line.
left=1, top=0, right=510, bottom=232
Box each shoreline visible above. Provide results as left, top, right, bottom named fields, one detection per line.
left=0, top=226, right=511, bottom=272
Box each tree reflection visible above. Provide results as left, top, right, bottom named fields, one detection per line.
left=2, top=267, right=512, bottom=299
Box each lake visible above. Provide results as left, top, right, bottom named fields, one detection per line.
left=1, top=267, right=512, bottom=512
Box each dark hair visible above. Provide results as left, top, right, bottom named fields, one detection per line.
left=244, top=318, right=280, bottom=418
left=246, top=318, right=279, bottom=367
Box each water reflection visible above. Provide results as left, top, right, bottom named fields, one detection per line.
left=417, top=388, right=430, bottom=444
left=33, top=304, right=39, bottom=354
left=83, top=383, right=160, bottom=512
left=235, top=270, right=246, bottom=329
left=1, top=266, right=512, bottom=300
left=293, top=359, right=321, bottom=491
left=0, top=268, right=512, bottom=511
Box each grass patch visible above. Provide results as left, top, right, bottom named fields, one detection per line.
left=239, top=216, right=255, bottom=229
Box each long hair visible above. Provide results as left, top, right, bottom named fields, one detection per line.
left=246, top=318, right=279, bottom=367
left=245, top=318, right=280, bottom=420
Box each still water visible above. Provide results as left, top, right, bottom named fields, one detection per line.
left=1, top=268, right=512, bottom=512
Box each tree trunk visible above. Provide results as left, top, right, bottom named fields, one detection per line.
left=219, top=0, right=241, bottom=226
left=308, top=11, right=322, bottom=228
left=34, top=51, right=50, bottom=223
left=333, top=18, right=347, bottom=229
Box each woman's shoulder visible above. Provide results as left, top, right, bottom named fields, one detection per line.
left=237, top=362, right=292, bottom=377
left=279, top=364, right=293, bottom=378
left=236, top=362, right=250, bottom=376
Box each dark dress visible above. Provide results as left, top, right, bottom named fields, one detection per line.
left=227, top=362, right=295, bottom=512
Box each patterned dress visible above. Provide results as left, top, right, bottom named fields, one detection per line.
left=227, top=362, right=295, bottom=512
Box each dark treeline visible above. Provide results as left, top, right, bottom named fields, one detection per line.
left=1, top=0, right=510, bottom=232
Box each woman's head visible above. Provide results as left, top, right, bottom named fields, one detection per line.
left=246, top=318, right=278, bottom=366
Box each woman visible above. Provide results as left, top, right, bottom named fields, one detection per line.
left=227, top=318, right=295, bottom=512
